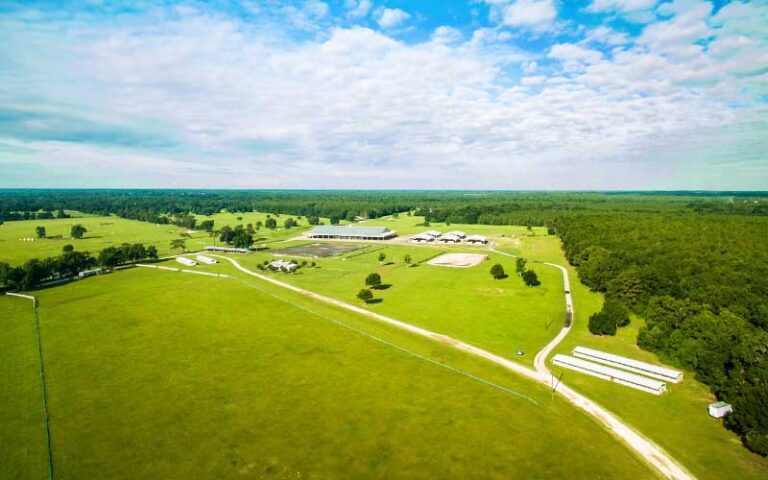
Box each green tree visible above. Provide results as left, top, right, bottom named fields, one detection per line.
left=147, top=246, right=158, bottom=259
left=308, top=216, right=320, bottom=225
left=490, top=264, right=506, bottom=279
left=365, top=272, right=382, bottom=289
left=70, top=224, right=87, bottom=239
left=588, top=310, right=618, bottom=335
left=522, top=269, right=541, bottom=286
left=588, top=298, right=628, bottom=335
left=357, top=288, right=373, bottom=304
left=378, top=252, right=386, bottom=263
left=265, top=217, right=277, bottom=229
left=62, top=244, right=74, bottom=253
left=515, top=257, right=527, bottom=275
left=330, top=215, right=340, bottom=225
left=403, top=254, right=412, bottom=264
left=284, top=218, right=297, bottom=229
left=199, top=219, right=215, bottom=232
left=35, top=226, right=46, bottom=238
left=170, top=238, right=186, bottom=252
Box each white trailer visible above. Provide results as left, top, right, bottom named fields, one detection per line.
left=573, top=346, right=683, bottom=383
left=552, top=354, right=667, bottom=395
left=176, top=256, right=197, bottom=267
left=195, top=255, right=218, bottom=265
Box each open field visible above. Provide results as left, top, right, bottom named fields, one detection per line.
left=0, top=298, right=48, bottom=480
left=0, top=269, right=656, bottom=479
left=0, top=215, right=206, bottom=265
left=231, top=241, right=565, bottom=364
left=359, top=213, right=551, bottom=238
left=193, top=211, right=332, bottom=244
left=491, top=242, right=768, bottom=480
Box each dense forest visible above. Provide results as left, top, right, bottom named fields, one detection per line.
left=1, top=189, right=767, bottom=453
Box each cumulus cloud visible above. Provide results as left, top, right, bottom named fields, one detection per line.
left=0, top=0, right=765, bottom=189
left=588, top=0, right=657, bottom=13
left=375, top=8, right=410, bottom=29
left=344, top=0, right=372, bottom=20
left=489, top=0, right=557, bottom=29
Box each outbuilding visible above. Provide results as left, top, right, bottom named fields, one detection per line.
left=444, top=230, right=467, bottom=238
left=176, top=256, right=197, bottom=267
left=269, top=260, right=298, bottom=272
left=465, top=235, right=488, bottom=244
left=708, top=401, right=733, bottom=418
left=204, top=246, right=250, bottom=254
left=196, top=255, right=218, bottom=264
left=437, top=233, right=462, bottom=243
left=410, top=233, right=434, bottom=243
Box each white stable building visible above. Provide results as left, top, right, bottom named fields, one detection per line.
left=444, top=230, right=467, bottom=238
left=176, top=257, right=197, bottom=267
left=708, top=401, right=733, bottom=418
left=307, top=225, right=397, bottom=240
left=270, top=260, right=298, bottom=272
left=196, top=255, right=218, bottom=265
left=573, top=346, right=683, bottom=383
left=424, top=230, right=442, bottom=238
left=410, top=233, right=435, bottom=243
left=204, top=246, right=250, bottom=254
left=437, top=233, right=462, bottom=244
left=552, top=354, right=667, bottom=395
left=465, top=235, right=488, bottom=244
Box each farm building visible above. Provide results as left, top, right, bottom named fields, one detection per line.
left=573, top=346, right=683, bottom=383
left=437, top=233, right=462, bottom=243
left=708, top=401, right=733, bottom=418
left=196, top=255, right=218, bottom=264
left=204, top=246, right=250, bottom=254
left=176, top=257, right=197, bottom=267
left=424, top=230, right=442, bottom=237
left=270, top=260, right=298, bottom=272
left=552, top=354, right=667, bottom=395
left=77, top=268, right=103, bottom=279
left=465, top=235, right=488, bottom=244
left=410, top=233, right=435, bottom=243
left=444, top=231, right=467, bottom=238
left=306, top=225, right=397, bottom=240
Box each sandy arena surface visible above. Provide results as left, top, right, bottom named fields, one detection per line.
left=427, top=253, right=488, bottom=268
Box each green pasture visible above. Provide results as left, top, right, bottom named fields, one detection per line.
left=230, top=241, right=566, bottom=364
left=491, top=242, right=768, bottom=480
left=0, top=215, right=206, bottom=265
left=0, top=269, right=655, bottom=479
left=193, top=211, right=331, bottom=244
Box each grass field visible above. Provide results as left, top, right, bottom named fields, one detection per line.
left=0, top=298, right=48, bottom=480
left=491, top=240, right=768, bottom=480
left=232, top=241, right=566, bottom=364
left=0, top=269, right=656, bottom=479
left=193, top=211, right=331, bottom=245
left=0, top=214, right=206, bottom=265
left=0, top=210, right=321, bottom=266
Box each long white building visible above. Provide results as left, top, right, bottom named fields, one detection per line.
left=573, top=346, right=683, bottom=383
left=196, top=255, right=218, bottom=265
left=176, top=256, right=197, bottom=267
left=552, top=354, right=667, bottom=395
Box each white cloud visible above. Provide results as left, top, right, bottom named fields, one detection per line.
left=431, top=26, right=464, bottom=45
left=499, top=0, right=557, bottom=29
left=304, top=0, right=330, bottom=19
left=0, top=1, right=766, bottom=189
left=344, top=0, right=372, bottom=20
left=375, top=8, right=410, bottom=29
left=588, top=0, right=657, bottom=13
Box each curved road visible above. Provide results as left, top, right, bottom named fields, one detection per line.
left=210, top=254, right=693, bottom=480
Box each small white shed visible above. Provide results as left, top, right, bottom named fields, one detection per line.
left=708, top=401, right=733, bottom=418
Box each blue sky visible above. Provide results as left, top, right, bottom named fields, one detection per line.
left=0, top=0, right=766, bottom=189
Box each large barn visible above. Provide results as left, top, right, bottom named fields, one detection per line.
left=307, top=225, right=397, bottom=240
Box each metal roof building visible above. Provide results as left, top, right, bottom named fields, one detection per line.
left=204, top=246, right=250, bottom=253
left=573, top=346, right=683, bottom=383
left=708, top=401, right=733, bottom=418
left=307, top=225, right=397, bottom=240
left=552, top=354, right=667, bottom=395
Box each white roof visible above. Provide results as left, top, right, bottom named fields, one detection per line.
left=424, top=230, right=442, bottom=237
left=466, top=235, right=487, bottom=242
left=410, top=233, right=433, bottom=240
left=439, top=234, right=461, bottom=241
left=195, top=255, right=218, bottom=264
left=270, top=260, right=297, bottom=268
left=176, top=257, right=197, bottom=266
left=573, top=346, right=683, bottom=382
left=445, top=230, right=466, bottom=237
left=553, top=354, right=667, bottom=393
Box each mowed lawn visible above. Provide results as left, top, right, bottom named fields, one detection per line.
left=0, top=269, right=657, bottom=479
left=0, top=299, right=48, bottom=480
left=0, top=215, right=206, bottom=265
left=491, top=242, right=768, bottom=480
left=234, top=242, right=566, bottom=364
left=192, top=211, right=332, bottom=245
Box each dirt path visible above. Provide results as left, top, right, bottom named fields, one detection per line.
left=211, top=254, right=694, bottom=480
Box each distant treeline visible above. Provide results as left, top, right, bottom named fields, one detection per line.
left=0, top=243, right=159, bottom=290
left=1, top=190, right=766, bottom=227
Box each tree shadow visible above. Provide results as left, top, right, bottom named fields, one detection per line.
left=366, top=298, right=383, bottom=304
left=494, top=274, right=509, bottom=280
left=374, top=284, right=392, bottom=290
